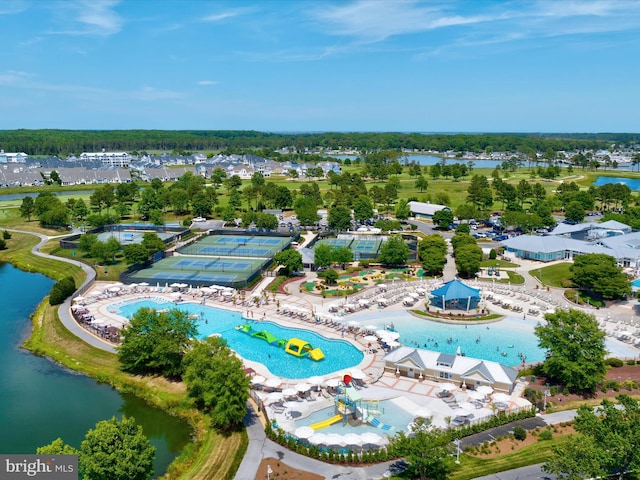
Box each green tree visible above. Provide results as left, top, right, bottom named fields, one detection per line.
left=467, top=174, right=493, bottom=209
left=273, top=249, right=303, bottom=276
left=328, top=204, right=352, bottom=231
left=313, top=243, right=333, bottom=269
left=352, top=195, right=374, bottom=222
left=415, top=175, right=429, bottom=192
left=19, top=196, right=35, bottom=221
left=420, top=247, right=446, bottom=275
left=123, top=243, right=150, bottom=264
left=323, top=268, right=339, bottom=284
left=535, top=309, right=607, bottom=392
left=182, top=336, right=250, bottom=432
left=293, top=196, right=319, bottom=226
left=571, top=253, right=631, bottom=300
left=454, top=243, right=482, bottom=278
left=117, top=307, right=197, bottom=378
left=395, top=198, right=411, bottom=220
left=564, top=200, right=585, bottom=223
left=389, top=422, right=453, bottom=480
left=544, top=394, right=640, bottom=479
left=141, top=232, right=166, bottom=255
left=71, top=198, right=89, bottom=220
left=90, top=237, right=121, bottom=264
left=333, top=246, right=354, bottom=267
left=377, top=235, right=409, bottom=266
left=37, top=437, right=79, bottom=455
left=78, top=233, right=99, bottom=254
left=419, top=234, right=448, bottom=257
left=80, top=416, right=155, bottom=480
left=432, top=209, right=454, bottom=229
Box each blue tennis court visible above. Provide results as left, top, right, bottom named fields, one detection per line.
left=178, top=234, right=291, bottom=258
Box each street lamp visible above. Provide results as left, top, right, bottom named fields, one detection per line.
left=453, top=439, right=461, bottom=464
left=267, top=464, right=273, bottom=480
left=543, top=384, right=550, bottom=411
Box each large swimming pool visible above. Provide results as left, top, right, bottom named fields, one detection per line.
left=347, top=310, right=547, bottom=366
left=113, top=300, right=363, bottom=379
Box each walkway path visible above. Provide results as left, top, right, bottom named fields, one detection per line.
left=8, top=229, right=114, bottom=353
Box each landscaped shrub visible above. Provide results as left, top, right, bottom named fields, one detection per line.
left=605, top=358, right=624, bottom=367
left=626, top=359, right=636, bottom=366
left=0, top=239, right=6, bottom=250
left=538, top=429, right=553, bottom=441
left=489, top=249, right=497, bottom=260
left=513, top=426, right=527, bottom=441
left=3, top=230, right=11, bottom=239
left=49, top=276, right=76, bottom=305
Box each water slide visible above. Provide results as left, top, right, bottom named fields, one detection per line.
left=309, top=414, right=343, bottom=430
left=366, top=415, right=394, bottom=431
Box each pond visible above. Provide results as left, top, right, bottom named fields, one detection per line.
left=0, top=263, right=191, bottom=476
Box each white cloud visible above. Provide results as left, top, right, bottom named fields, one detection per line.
left=309, top=0, right=640, bottom=58
left=312, top=0, right=495, bottom=44
left=0, top=0, right=28, bottom=15
left=197, top=80, right=218, bottom=86
left=47, top=0, right=124, bottom=36
left=201, top=6, right=256, bottom=23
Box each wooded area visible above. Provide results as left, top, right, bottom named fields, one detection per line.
left=0, top=129, right=626, bottom=156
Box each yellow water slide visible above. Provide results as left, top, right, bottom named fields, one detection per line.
left=309, top=414, right=342, bottom=430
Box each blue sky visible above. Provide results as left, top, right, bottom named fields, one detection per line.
left=1, top=0, right=640, bottom=133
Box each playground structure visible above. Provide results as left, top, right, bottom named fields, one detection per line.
left=309, top=375, right=394, bottom=431
left=236, top=324, right=325, bottom=361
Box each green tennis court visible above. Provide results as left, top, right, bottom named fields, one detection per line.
left=125, top=255, right=268, bottom=288
left=178, top=234, right=290, bottom=258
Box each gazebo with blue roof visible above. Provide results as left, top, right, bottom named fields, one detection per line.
left=430, top=279, right=481, bottom=312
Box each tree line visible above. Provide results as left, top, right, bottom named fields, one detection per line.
left=0, top=129, right=617, bottom=156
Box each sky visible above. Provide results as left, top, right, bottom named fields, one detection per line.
left=1, top=0, right=640, bottom=133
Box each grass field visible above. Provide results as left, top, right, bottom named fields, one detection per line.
left=530, top=262, right=573, bottom=288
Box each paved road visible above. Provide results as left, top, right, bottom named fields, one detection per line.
left=9, top=229, right=114, bottom=353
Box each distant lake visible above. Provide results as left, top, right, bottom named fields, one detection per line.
left=330, top=154, right=506, bottom=169
left=0, top=262, right=191, bottom=476
left=0, top=190, right=94, bottom=202
left=593, top=177, right=640, bottom=190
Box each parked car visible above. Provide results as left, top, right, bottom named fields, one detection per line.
left=193, top=217, right=206, bottom=222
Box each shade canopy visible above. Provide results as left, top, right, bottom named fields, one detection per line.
left=282, top=388, right=298, bottom=397
left=295, top=382, right=312, bottom=392
left=250, top=375, right=266, bottom=385
left=492, top=392, right=510, bottom=403
left=476, top=385, right=494, bottom=395
left=324, top=378, right=340, bottom=388
left=430, top=279, right=481, bottom=311
left=264, top=377, right=282, bottom=388
left=295, top=426, right=315, bottom=439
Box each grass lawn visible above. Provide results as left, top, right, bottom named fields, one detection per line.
left=480, top=259, right=520, bottom=268
left=449, top=434, right=573, bottom=480
left=529, top=262, right=572, bottom=288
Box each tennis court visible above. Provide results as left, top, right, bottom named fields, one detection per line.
left=95, top=230, right=175, bottom=244
left=178, top=234, right=290, bottom=258
left=315, top=238, right=354, bottom=249
left=125, top=255, right=268, bottom=288
left=314, top=235, right=387, bottom=261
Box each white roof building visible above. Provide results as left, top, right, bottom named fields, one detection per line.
left=0, top=150, right=28, bottom=163
left=408, top=201, right=451, bottom=218
left=384, top=346, right=519, bottom=393
left=80, top=151, right=131, bottom=167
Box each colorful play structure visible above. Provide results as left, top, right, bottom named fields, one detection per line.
left=309, top=374, right=394, bottom=431
left=235, top=323, right=325, bottom=361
